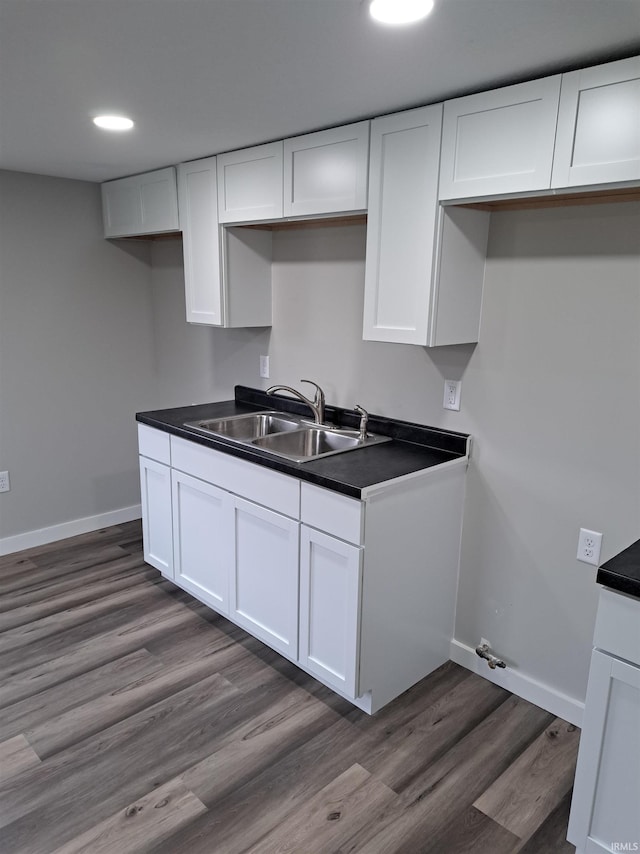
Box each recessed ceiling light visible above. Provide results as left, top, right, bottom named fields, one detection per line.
left=369, top=0, right=434, bottom=25
left=93, top=115, right=134, bottom=131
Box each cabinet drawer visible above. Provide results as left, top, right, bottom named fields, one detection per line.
left=138, top=424, right=171, bottom=465
left=171, top=436, right=300, bottom=518
left=594, top=587, right=640, bottom=665
left=301, top=482, right=363, bottom=544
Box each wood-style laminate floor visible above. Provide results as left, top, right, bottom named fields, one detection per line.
left=0, top=521, right=579, bottom=854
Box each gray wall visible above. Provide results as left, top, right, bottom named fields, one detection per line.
left=148, top=239, right=269, bottom=409
left=0, top=171, right=157, bottom=539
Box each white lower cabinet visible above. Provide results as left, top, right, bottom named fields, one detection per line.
left=299, top=526, right=362, bottom=698
left=568, top=589, right=640, bottom=853
left=139, top=455, right=173, bottom=578
left=171, top=470, right=231, bottom=616
left=137, top=426, right=467, bottom=713
left=230, top=497, right=299, bottom=660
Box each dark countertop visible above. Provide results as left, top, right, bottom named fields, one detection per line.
left=136, top=385, right=471, bottom=499
left=598, top=539, right=640, bottom=600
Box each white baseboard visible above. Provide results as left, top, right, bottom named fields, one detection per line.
left=0, top=505, right=142, bottom=556
left=450, top=638, right=584, bottom=727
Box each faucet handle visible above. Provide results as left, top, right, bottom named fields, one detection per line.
left=300, top=379, right=324, bottom=406
left=354, top=404, right=369, bottom=440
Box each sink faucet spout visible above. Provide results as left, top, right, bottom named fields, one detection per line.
left=266, top=380, right=326, bottom=425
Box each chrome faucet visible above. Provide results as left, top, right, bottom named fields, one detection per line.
left=354, top=404, right=369, bottom=441
left=266, top=380, right=326, bottom=425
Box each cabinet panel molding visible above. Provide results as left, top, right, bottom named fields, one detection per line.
left=217, top=142, right=283, bottom=223
left=439, top=76, right=561, bottom=200
left=299, top=526, right=362, bottom=697
left=139, top=456, right=173, bottom=578
left=552, top=55, right=640, bottom=189
left=363, top=105, right=442, bottom=345
left=172, top=470, right=231, bottom=615
left=178, top=157, right=223, bottom=325
left=230, top=497, right=300, bottom=660
left=284, top=121, right=369, bottom=217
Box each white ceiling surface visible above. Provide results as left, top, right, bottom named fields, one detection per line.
left=1, top=0, right=640, bottom=183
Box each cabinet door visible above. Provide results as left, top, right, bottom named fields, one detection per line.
left=552, top=56, right=640, bottom=189
left=171, top=470, right=231, bottom=616
left=283, top=122, right=369, bottom=217
left=439, top=76, right=561, bottom=200
left=229, top=496, right=299, bottom=659
left=178, top=158, right=223, bottom=326
left=363, top=105, right=443, bottom=345
left=102, top=167, right=179, bottom=237
left=139, top=456, right=173, bottom=578
left=217, top=142, right=283, bottom=223
left=568, top=650, right=640, bottom=853
left=299, top=526, right=362, bottom=698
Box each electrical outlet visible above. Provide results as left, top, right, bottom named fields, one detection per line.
left=577, top=528, right=603, bottom=566
left=259, top=355, right=270, bottom=379
left=0, top=471, right=10, bottom=493
left=443, top=379, right=461, bottom=411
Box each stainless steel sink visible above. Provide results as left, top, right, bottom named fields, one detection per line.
left=183, top=410, right=391, bottom=462
left=184, top=411, right=301, bottom=441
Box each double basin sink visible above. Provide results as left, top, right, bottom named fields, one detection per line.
left=183, top=411, right=391, bottom=463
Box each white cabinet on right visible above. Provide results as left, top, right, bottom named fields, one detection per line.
left=552, top=55, right=640, bottom=189
left=439, top=76, right=562, bottom=200
left=568, top=588, right=640, bottom=853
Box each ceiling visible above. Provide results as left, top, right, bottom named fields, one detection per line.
left=1, top=0, right=640, bottom=184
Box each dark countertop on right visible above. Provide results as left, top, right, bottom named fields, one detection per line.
left=598, top=539, right=640, bottom=600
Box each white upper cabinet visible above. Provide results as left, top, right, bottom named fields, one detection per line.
left=364, top=106, right=442, bottom=345
left=283, top=122, right=370, bottom=217
left=178, top=157, right=223, bottom=325
left=217, top=141, right=283, bottom=223
left=363, top=105, right=490, bottom=346
left=178, top=157, right=272, bottom=328
left=552, top=55, right=640, bottom=189
left=439, top=76, right=562, bottom=200
left=101, top=167, right=180, bottom=237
